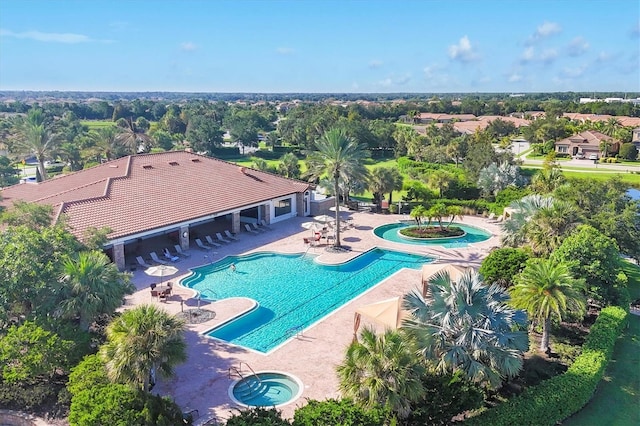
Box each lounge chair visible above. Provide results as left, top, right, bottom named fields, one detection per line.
left=494, top=215, right=504, bottom=223
left=204, top=235, right=223, bottom=247
left=215, top=232, right=232, bottom=244
left=260, top=219, right=273, bottom=230
left=149, top=251, right=169, bottom=265
left=224, top=230, right=239, bottom=241
left=174, top=244, right=192, bottom=258
left=487, top=212, right=496, bottom=221
left=251, top=222, right=268, bottom=233
left=195, top=238, right=213, bottom=250
left=162, top=248, right=180, bottom=262
left=244, top=224, right=259, bottom=234
left=136, top=256, right=153, bottom=268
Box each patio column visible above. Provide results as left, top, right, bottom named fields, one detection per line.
left=295, top=192, right=304, bottom=217
left=179, top=225, right=190, bottom=249
left=263, top=203, right=271, bottom=225
left=232, top=211, right=241, bottom=234
left=113, top=242, right=125, bottom=271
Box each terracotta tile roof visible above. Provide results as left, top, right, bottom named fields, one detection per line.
left=477, top=116, right=531, bottom=127
left=556, top=130, right=618, bottom=147
left=1, top=152, right=309, bottom=240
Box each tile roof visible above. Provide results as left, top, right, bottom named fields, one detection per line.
left=1, top=151, right=310, bottom=240
left=556, top=130, right=618, bottom=146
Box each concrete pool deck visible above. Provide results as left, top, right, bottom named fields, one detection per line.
left=122, top=213, right=502, bottom=424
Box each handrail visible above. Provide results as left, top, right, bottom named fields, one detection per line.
left=228, top=366, right=244, bottom=381
left=239, top=362, right=261, bottom=384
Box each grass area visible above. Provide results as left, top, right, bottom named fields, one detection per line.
left=562, top=261, right=640, bottom=426
left=522, top=166, right=640, bottom=186
left=80, top=120, right=116, bottom=129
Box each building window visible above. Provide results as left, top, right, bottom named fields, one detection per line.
left=274, top=198, right=292, bottom=217
left=557, top=145, right=568, bottom=153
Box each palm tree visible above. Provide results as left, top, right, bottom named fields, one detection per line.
left=510, top=259, right=585, bottom=353
left=100, top=305, right=187, bottom=391
left=427, top=203, right=448, bottom=230
left=525, top=200, right=579, bottom=257
left=445, top=205, right=463, bottom=229
left=277, top=152, right=300, bottom=178
left=13, top=108, right=60, bottom=181
left=58, top=251, right=134, bottom=331
left=305, top=128, right=369, bottom=248
left=428, top=170, right=452, bottom=198
left=115, top=118, right=153, bottom=155
left=337, top=328, right=425, bottom=419
left=403, top=270, right=528, bottom=388
left=501, top=194, right=554, bottom=248
left=368, top=167, right=392, bottom=211
left=410, top=205, right=428, bottom=229
left=531, top=167, right=566, bottom=194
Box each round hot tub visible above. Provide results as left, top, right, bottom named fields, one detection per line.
left=229, top=371, right=303, bottom=408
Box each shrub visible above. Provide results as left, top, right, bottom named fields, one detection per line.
left=226, top=406, right=291, bottom=425
left=465, top=306, right=628, bottom=426
left=293, top=398, right=390, bottom=426
left=479, top=247, right=531, bottom=288
left=209, top=146, right=240, bottom=158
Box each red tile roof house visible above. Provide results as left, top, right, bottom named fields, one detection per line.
left=554, top=130, right=620, bottom=159
left=0, top=151, right=310, bottom=270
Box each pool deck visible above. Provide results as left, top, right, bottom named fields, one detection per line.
left=122, top=213, right=502, bottom=424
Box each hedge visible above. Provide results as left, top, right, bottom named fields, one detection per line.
left=465, top=306, right=628, bottom=426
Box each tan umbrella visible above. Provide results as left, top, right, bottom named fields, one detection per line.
left=421, top=264, right=472, bottom=297
left=354, top=297, right=406, bottom=341
left=313, top=214, right=334, bottom=224
left=145, top=264, right=178, bottom=285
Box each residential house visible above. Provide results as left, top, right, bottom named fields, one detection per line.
left=555, top=130, right=619, bottom=158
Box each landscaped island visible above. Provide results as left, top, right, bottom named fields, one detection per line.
left=399, top=225, right=466, bottom=239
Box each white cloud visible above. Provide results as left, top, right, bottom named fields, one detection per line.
left=276, top=47, right=295, bottom=55
left=521, top=47, right=535, bottom=62
left=540, top=48, right=558, bottom=64
left=368, top=60, right=383, bottom=69
left=448, top=36, right=479, bottom=62
left=508, top=73, right=523, bottom=82
left=559, top=64, right=588, bottom=79
left=595, top=51, right=613, bottom=63
left=526, top=21, right=561, bottom=44
left=395, top=73, right=412, bottom=85
left=0, top=28, right=94, bottom=43
left=377, top=78, right=392, bottom=87
left=567, top=37, right=589, bottom=57
left=180, top=42, right=197, bottom=51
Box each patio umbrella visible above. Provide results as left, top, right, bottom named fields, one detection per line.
left=313, top=214, right=334, bottom=224
left=145, top=264, right=178, bottom=285
left=301, top=221, right=323, bottom=236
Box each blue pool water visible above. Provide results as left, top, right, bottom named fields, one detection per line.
left=373, top=221, right=491, bottom=248
left=182, top=248, right=432, bottom=353
left=231, top=372, right=301, bottom=407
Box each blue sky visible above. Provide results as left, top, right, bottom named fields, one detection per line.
left=1, top=0, right=638, bottom=93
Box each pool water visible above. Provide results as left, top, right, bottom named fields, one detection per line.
left=230, top=372, right=301, bottom=407
left=182, top=248, right=432, bottom=353
left=374, top=221, right=491, bottom=248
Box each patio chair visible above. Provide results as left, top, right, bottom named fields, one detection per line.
left=260, top=219, right=273, bottom=230
left=494, top=215, right=504, bottom=223
left=215, top=232, right=232, bottom=244
left=136, top=256, right=153, bottom=268
left=195, top=238, right=213, bottom=250
left=150, top=289, right=160, bottom=301
left=487, top=212, right=496, bottom=221
left=251, top=222, right=268, bottom=233
left=244, top=224, right=259, bottom=234
left=174, top=244, right=192, bottom=258
left=163, top=248, right=180, bottom=262
left=149, top=251, right=169, bottom=265
left=224, top=230, right=239, bottom=241
left=204, top=235, right=223, bottom=247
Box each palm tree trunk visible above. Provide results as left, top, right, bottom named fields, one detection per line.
left=36, top=156, right=48, bottom=181
left=540, top=317, right=551, bottom=353
left=334, top=174, right=341, bottom=247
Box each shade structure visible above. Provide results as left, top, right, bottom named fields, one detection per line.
left=313, top=214, right=334, bottom=223
left=353, top=297, right=406, bottom=341
left=144, top=264, right=178, bottom=284
left=421, top=263, right=472, bottom=297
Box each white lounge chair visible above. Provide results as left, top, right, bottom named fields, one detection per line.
left=195, top=238, right=213, bottom=250
left=487, top=212, right=496, bottom=221
left=260, top=219, right=273, bottom=230
left=224, top=230, right=239, bottom=241
left=149, top=251, right=169, bottom=265
left=244, top=224, right=259, bottom=234
left=494, top=215, right=504, bottom=223
left=251, top=222, right=268, bottom=233
left=215, top=232, right=232, bottom=244
left=174, top=244, right=191, bottom=258
left=136, top=256, right=153, bottom=268
left=204, top=235, right=223, bottom=247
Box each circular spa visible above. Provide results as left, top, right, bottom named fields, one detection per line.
left=229, top=372, right=303, bottom=407
left=374, top=221, right=491, bottom=248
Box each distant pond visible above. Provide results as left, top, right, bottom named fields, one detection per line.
left=628, top=189, right=640, bottom=201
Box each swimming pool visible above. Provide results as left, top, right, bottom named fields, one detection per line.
left=373, top=221, right=491, bottom=248
left=181, top=248, right=432, bottom=353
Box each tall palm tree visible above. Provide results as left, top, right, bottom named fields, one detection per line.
left=510, top=259, right=585, bottom=353
left=530, top=167, right=566, bottom=194
left=403, top=270, right=528, bottom=388
left=501, top=194, right=555, bottom=248
left=337, top=327, right=425, bottom=419
left=115, top=118, right=153, bottom=155
left=58, top=251, right=134, bottom=331
left=525, top=200, right=579, bottom=257
left=89, top=126, right=126, bottom=161
left=305, top=128, right=369, bottom=248
left=13, top=108, right=60, bottom=181
left=100, top=305, right=187, bottom=391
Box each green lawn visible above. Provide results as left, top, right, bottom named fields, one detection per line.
left=80, top=120, right=116, bottom=129
left=563, top=262, right=640, bottom=426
